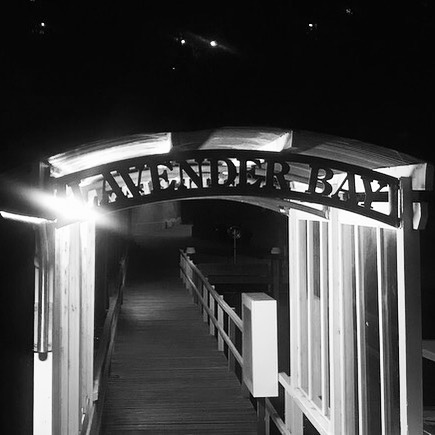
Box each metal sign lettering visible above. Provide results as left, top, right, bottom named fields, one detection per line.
left=51, top=150, right=400, bottom=226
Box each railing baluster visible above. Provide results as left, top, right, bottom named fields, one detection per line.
left=217, top=296, right=224, bottom=351
left=209, top=287, right=215, bottom=335
left=228, top=315, right=236, bottom=372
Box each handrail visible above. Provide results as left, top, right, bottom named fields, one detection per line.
left=179, top=250, right=243, bottom=330
left=81, top=251, right=128, bottom=435
left=92, top=290, right=122, bottom=401
left=180, top=257, right=243, bottom=366
left=179, top=249, right=288, bottom=435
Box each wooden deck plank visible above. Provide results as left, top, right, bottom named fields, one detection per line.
left=101, top=275, right=257, bottom=434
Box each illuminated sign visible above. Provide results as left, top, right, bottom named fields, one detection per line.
left=51, top=150, right=400, bottom=226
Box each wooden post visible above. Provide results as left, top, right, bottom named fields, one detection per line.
left=288, top=211, right=304, bottom=435
left=257, top=397, right=266, bottom=435
left=53, top=221, right=96, bottom=434
left=228, top=316, right=236, bottom=373
left=53, top=224, right=71, bottom=435
left=328, top=208, right=344, bottom=434
left=209, top=288, right=215, bottom=336
left=217, top=296, right=224, bottom=351
left=203, top=284, right=208, bottom=323
left=79, top=221, right=95, bottom=429
left=397, top=177, right=422, bottom=434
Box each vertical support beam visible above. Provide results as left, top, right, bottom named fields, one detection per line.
left=355, top=227, right=368, bottom=435
left=68, top=223, right=80, bottom=435
left=53, top=221, right=95, bottom=434
left=340, top=224, right=356, bottom=433
left=53, top=225, right=71, bottom=435
left=79, top=221, right=95, bottom=427
left=307, top=221, right=314, bottom=400
left=376, top=227, right=388, bottom=435
left=397, top=177, right=422, bottom=435
left=257, top=397, right=266, bottom=435
left=319, top=222, right=329, bottom=416
left=328, top=208, right=343, bottom=434
left=288, top=211, right=304, bottom=435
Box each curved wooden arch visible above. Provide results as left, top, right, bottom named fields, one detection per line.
left=50, top=149, right=400, bottom=227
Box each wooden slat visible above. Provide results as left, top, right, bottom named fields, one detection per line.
left=79, top=221, right=95, bottom=431
left=68, top=223, right=80, bottom=435
left=288, top=211, right=304, bottom=435
left=53, top=225, right=71, bottom=435
left=101, top=273, right=257, bottom=433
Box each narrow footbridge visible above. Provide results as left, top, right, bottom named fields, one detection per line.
left=88, top=249, right=288, bottom=435
left=101, top=273, right=257, bottom=433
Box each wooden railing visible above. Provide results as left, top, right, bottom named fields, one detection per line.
left=81, top=253, right=128, bottom=435
left=179, top=250, right=291, bottom=435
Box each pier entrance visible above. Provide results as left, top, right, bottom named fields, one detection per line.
left=1, top=127, right=431, bottom=434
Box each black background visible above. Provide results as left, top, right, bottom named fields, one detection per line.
left=2, top=1, right=434, bottom=170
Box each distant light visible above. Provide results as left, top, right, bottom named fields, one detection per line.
left=172, top=66, right=176, bottom=70
left=345, top=8, right=353, bottom=15
left=210, top=40, right=217, bottom=47
left=41, top=22, right=45, bottom=27
left=180, top=39, right=186, bottom=45
left=308, top=23, right=314, bottom=28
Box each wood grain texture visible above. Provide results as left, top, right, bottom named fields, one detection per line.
left=101, top=274, right=257, bottom=434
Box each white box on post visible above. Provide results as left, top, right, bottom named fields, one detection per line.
left=242, top=292, right=278, bottom=397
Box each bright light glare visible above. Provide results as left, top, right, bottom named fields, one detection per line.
left=41, top=22, right=45, bottom=27
left=43, top=194, right=102, bottom=222
left=210, top=40, right=217, bottom=47
left=308, top=23, right=314, bottom=28
left=28, top=189, right=106, bottom=225
left=0, top=210, right=53, bottom=225
left=180, top=39, right=186, bottom=45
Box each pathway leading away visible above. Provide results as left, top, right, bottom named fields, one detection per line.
left=101, top=272, right=257, bottom=434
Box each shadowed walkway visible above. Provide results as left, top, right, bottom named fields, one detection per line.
left=101, top=269, right=257, bottom=434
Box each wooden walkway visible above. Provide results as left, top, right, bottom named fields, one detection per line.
left=101, top=273, right=257, bottom=434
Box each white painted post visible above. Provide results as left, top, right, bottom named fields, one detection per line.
left=354, top=227, right=368, bottom=435
left=328, top=208, right=343, bottom=434
left=53, top=224, right=71, bottom=435
left=319, top=221, right=330, bottom=416
left=68, top=223, right=80, bottom=435
left=340, top=224, right=356, bottom=433
left=397, top=177, right=422, bottom=435
left=79, top=221, right=95, bottom=428
left=288, top=211, right=304, bottom=435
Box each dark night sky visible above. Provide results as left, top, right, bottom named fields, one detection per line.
left=1, top=0, right=435, bottom=172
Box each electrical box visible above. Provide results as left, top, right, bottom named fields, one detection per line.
left=242, top=293, right=278, bottom=397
